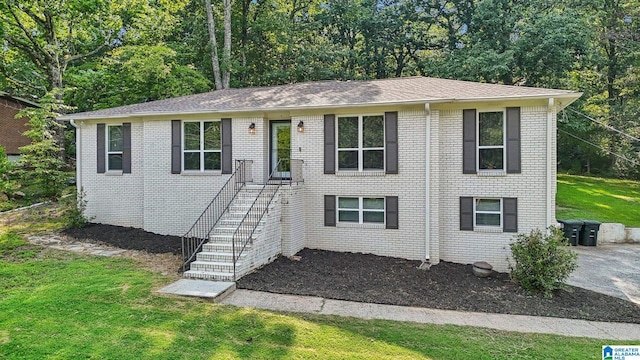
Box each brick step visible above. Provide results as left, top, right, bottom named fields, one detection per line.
left=202, top=242, right=252, bottom=252
left=190, top=260, right=237, bottom=272
left=196, top=251, right=244, bottom=262
left=212, top=225, right=264, bottom=235
left=183, top=270, right=234, bottom=282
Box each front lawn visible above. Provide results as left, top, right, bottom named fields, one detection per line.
left=0, top=242, right=625, bottom=359
left=556, top=174, right=640, bottom=227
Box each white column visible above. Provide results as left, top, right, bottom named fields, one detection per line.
left=547, top=98, right=555, bottom=228
left=425, top=103, right=431, bottom=261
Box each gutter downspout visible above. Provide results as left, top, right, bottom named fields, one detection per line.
left=69, top=120, right=81, bottom=194
left=425, top=103, right=431, bottom=262
left=547, top=98, right=555, bottom=228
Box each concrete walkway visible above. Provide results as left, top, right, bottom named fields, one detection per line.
left=219, top=289, right=640, bottom=340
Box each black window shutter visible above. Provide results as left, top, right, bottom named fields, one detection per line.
left=324, top=195, right=336, bottom=226
left=503, top=198, right=518, bottom=232
left=460, top=197, right=474, bottom=231
left=324, top=114, right=335, bottom=174
left=385, top=112, right=398, bottom=174
left=463, top=109, right=477, bottom=174
left=122, top=122, right=131, bottom=174
left=171, top=120, right=181, bottom=174
left=221, top=118, right=232, bottom=174
left=386, top=196, right=399, bottom=229
left=97, top=123, right=105, bottom=173
left=506, top=107, right=521, bottom=174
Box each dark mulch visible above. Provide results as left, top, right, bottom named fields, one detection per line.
left=238, top=248, right=640, bottom=324
left=61, top=224, right=639, bottom=323
left=63, top=223, right=182, bottom=255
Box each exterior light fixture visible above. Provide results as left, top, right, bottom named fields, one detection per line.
left=297, top=121, right=304, bottom=133
left=248, top=122, right=256, bottom=134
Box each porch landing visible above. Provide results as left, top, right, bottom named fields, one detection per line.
left=157, top=279, right=236, bottom=301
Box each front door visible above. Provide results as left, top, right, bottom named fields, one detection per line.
left=270, top=121, right=291, bottom=179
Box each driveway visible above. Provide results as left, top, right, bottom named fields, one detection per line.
left=567, top=244, right=640, bottom=304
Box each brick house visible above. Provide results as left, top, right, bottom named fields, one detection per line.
left=0, top=92, right=38, bottom=161
left=59, top=77, right=581, bottom=280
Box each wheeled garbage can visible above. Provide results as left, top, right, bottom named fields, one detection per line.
left=579, top=220, right=602, bottom=246
left=557, top=219, right=583, bottom=246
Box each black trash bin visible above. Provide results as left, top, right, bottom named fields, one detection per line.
left=580, top=220, right=602, bottom=246
left=558, top=220, right=583, bottom=246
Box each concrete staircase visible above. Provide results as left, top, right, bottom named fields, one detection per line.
left=184, top=185, right=279, bottom=281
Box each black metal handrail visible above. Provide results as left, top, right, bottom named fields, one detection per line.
left=181, top=160, right=251, bottom=271
left=231, top=159, right=288, bottom=280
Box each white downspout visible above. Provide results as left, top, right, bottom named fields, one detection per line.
left=547, top=98, right=555, bottom=228
left=70, top=119, right=81, bottom=194
left=425, top=103, right=431, bottom=262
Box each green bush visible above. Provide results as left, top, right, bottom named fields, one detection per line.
left=62, top=189, right=91, bottom=229
left=509, top=227, right=578, bottom=297
left=0, top=146, right=17, bottom=197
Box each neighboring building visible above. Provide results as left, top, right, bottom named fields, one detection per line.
left=0, top=92, right=38, bottom=161
left=59, top=77, right=581, bottom=279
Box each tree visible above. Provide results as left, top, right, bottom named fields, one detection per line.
left=205, top=0, right=233, bottom=89
left=15, top=89, right=72, bottom=199
left=65, top=45, right=211, bottom=112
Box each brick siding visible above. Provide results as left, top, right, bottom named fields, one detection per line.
left=79, top=99, right=557, bottom=272
left=0, top=97, right=30, bottom=155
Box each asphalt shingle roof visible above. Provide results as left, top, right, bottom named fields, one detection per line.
left=58, top=76, right=581, bottom=120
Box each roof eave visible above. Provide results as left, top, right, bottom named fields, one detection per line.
left=57, top=92, right=582, bottom=121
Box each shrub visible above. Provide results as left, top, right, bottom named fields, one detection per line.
left=509, top=227, right=578, bottom=297
left=0, top=146, right=17, bottom=197
left=62, top=189, right=91, bottom=229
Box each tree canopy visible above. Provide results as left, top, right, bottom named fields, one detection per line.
left=0, top=0, right=638, bottom=178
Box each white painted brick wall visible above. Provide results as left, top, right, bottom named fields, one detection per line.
left=239, top=192, right=282, bottom=276
left=280, top=185, right=306, bottom=256
left=81, top=121, right=144, bottom=228
left=437, top=106, right=551, bottom=271
left=80, top=101, right=557, bottom=272
left=292, top=111, right=427, bottom=261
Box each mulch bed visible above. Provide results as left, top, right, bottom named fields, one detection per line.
left=238, top=248, right=640, bottom=324
left=63, top=223, right=182, bottom=255
left=62, top=224, right=640, bottom=323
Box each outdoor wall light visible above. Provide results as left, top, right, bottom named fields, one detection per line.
left=248, top=122, right=256, bottom=134
left=297, top=121, right=304, bottom=133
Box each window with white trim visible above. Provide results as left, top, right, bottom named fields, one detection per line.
left=337, top=115, right=384, bottom=171
left=478, top=111, right=505, bottom=170
left=337, top=197, right=385, bottom=224
left=474, top=198, right=502, bottom=227
left=107, top=124, right=123, bottom=171
left=183, top=121, right=221, bottom=171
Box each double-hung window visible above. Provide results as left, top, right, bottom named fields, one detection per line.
left=478, top=111, right=505, bottom=171
left=474, top=198, right=502, bottom=227
left=183, top=121, right=221, bottom=171
left=337, top=197, right=385, bottom=224
left=337, top=115, right=384, bottom=171
left=107, top=125, right=123, bottom=171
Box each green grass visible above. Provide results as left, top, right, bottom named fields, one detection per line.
left=557, top=174, right=640, bottom=227
left=0, top=247, right=625, bottom=359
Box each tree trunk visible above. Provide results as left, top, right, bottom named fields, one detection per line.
left=205, top=0, right=223, bottom=89
left=222, top=0, right=232, bottom=88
